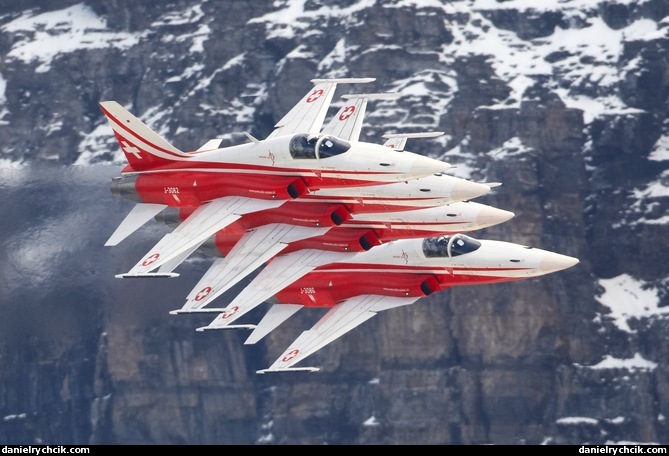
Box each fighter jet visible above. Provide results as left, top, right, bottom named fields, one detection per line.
left=195, top=234, right=578, bottom=372
left=101, top=78, right=453, bottom=277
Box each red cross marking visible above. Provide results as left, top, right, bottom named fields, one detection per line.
left=141, top=253, right=160, bottom=267
left=306, top=89, right=324, bottom=103
left=220, top=305, right=239, bottom=320
left=339, top=105, right=355, bottom=121
left=195, top=287, right=212, bottom=301
left=282, top=349, right=300, bottom=362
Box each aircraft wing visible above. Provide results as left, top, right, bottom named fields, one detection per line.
left=257, top=294, right=420, bottom=373
left=266, top=78, right=375, bottom=139
left=198, top=249, right=353, bottom=330
left=179, top=223, right=328, bottom=311
left=117, top=196, right=284, bottom=278
left=321, top=92, right=400, bottom=142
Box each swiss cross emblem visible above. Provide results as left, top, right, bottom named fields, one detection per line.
left=142, top=253, right=160, bottom=267
left=282, top=349, right=300, bottom=362
left=195, top=287, right=212, bottom=301
left=121, top=140, right=142, bottom=160
left=339, top=105, right=355, bottom=121
left=220, top=305, right=239, bottom=320
left=306, top=89, right=324, bottom=103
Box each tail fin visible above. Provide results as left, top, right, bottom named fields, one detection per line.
left=99, top=101, right=190, bottom=171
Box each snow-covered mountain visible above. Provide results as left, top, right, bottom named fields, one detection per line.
left=0, top=0, right=668, bottom=444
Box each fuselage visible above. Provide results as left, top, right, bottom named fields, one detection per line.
left=157, top=172, right=491, bottom=228
left=273, top=235, right=579, bottom=307
left=113, top=135, right=451, bottom=206
left=293, top=172, right=491, bottom=213
left=154, top=171, right=497, bottom=255
left=193, top=202, right=514, bottom=256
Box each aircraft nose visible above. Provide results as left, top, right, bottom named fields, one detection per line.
left=475, top=206, right=515, bottom=228
left=451, top=180, right=493, bottom=202
left=539, top=252, right=580, bottom=274
left=409, top=155, right=451, bottom=177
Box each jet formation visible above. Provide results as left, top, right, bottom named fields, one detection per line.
left=101, top=78, right=579, bottom=373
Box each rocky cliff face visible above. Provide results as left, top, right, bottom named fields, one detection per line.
left=1, top=0, right=668, bottom=445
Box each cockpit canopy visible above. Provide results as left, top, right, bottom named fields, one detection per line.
left=289, top=134, right=351, bottom=159
left=422, top=234, right=482, bottom=258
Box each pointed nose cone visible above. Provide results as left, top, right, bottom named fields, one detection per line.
left=539, top=252, right=580, bottom=274
left=451, top=180, right=493, bottom=202
left=409, top=156, right=451, bottom=178
left=475, top=206, right=515, bottom=229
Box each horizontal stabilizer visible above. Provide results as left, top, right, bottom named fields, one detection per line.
left=157, top=243, right=202, bottom=274
left=115, top=272, right=179, bottom=278
left=382, top=131, right=445, bottom=152
left=481, top=182, right=502, bottom=188
left=256, top=367, right=320, bottom=374
left=245, top=304, right=303, bottom=345
left=105, top=203, right=167, bottom=246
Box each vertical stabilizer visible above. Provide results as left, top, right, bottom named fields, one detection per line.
left=99, top=101, right=190, bottom=170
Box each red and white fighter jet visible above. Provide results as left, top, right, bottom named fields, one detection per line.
left=171, top=200, right=514, bottom=312
left=101, top=78, right=453, bottom=277
left=194, top=234, right=578, bottom=373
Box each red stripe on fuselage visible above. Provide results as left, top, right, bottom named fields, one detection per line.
left=274, top=271, right=434, bottom=307
left=122, top=165, right=402, bottom=190
left=133, top=171, right=305, bottom=205
left=121, top=161, right=403, bottom=176
left=275, top=268, right=533, bottom=307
